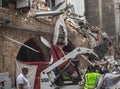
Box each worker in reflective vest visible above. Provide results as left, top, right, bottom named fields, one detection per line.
left=84, top=65, right=101, bottom=89
left=62, top=73, right=71, bottom=81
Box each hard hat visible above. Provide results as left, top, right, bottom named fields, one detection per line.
left=87, top=65, right=95, bottom=72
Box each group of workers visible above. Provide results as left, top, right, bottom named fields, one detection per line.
left=17, top=64, right=119, bottom=89
left=84, top=63, right=120, bottom=89
left=16, top=64, right=102, bottom=89
left=17, top=65, right=101, bottom=89
left=17, top=66, right=30, bottom=89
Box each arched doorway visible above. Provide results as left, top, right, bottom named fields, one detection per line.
left=16, top=38, right=50, bottom=62
left=16, top=37, right=51, bottom=89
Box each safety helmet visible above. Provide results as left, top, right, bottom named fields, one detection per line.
left=87, top=65, right=95, bottom=72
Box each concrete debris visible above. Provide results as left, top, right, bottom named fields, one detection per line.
left=0, top=0, right=118, bottom=74
left=0, top=1, right=120, bottom=89
left=31, top=0, right=50, bottom=11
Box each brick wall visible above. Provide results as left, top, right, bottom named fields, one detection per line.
left=0, top=8, right=54, bottom=86
left=0, top=27, right=53, bottom=87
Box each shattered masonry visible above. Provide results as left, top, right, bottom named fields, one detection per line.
left=0, top=0, right=120, bottom=88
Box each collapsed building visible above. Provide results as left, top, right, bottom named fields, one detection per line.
left=0, top=0, right=119, bottom=89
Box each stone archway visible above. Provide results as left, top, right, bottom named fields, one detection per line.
left=16, top=37, right=51, bottom=62
left=1, top=28, right=42, bottom=87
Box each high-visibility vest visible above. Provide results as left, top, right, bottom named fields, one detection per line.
left=84, top=72, right=101, bottom=89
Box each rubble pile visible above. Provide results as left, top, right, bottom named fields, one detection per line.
left=1, top=0, right=119, bottom=74
left=0, top=0, right=120, bottom=89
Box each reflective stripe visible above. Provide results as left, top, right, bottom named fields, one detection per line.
left=84, top=72, right=101, bottom=89
left=84, top=87, right=94, bottom=89
left=85, top=84, right=95, bottom=88
left=84, top=86, right=95, bottom=89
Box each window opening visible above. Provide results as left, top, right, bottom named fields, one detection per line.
left=0, top=0, right=9, bottom=8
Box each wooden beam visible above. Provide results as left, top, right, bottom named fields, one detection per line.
left=3, top=35, right=39, bottom=53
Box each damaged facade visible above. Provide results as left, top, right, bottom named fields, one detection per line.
left=85, top=0, right=120, bottom=54
left=0, top=0, right=120, bottom=89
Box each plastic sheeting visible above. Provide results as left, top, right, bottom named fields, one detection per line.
left=16, top=60, right=38, bottom=89
left=53, top=15, right=68, bottom=45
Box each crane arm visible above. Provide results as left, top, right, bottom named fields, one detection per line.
left=42, top=47, right=98, bottom=73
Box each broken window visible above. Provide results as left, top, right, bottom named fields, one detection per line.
left=0, top=0, right=9, bottom=8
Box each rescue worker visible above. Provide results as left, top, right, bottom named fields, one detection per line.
left=17, top=66, right=30, bottom=89
left=84, top=65, right=101, bottom=89
left=61, top=68, right=71, bottom=81
left=62, top=72, right=71, bottom=81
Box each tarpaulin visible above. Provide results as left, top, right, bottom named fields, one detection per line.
left=53, top=15, right=68, bottom=45
left=26, top=61, right=49, bottom=89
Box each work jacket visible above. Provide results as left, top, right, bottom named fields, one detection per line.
left=84, top=72, right=101, bottom=89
